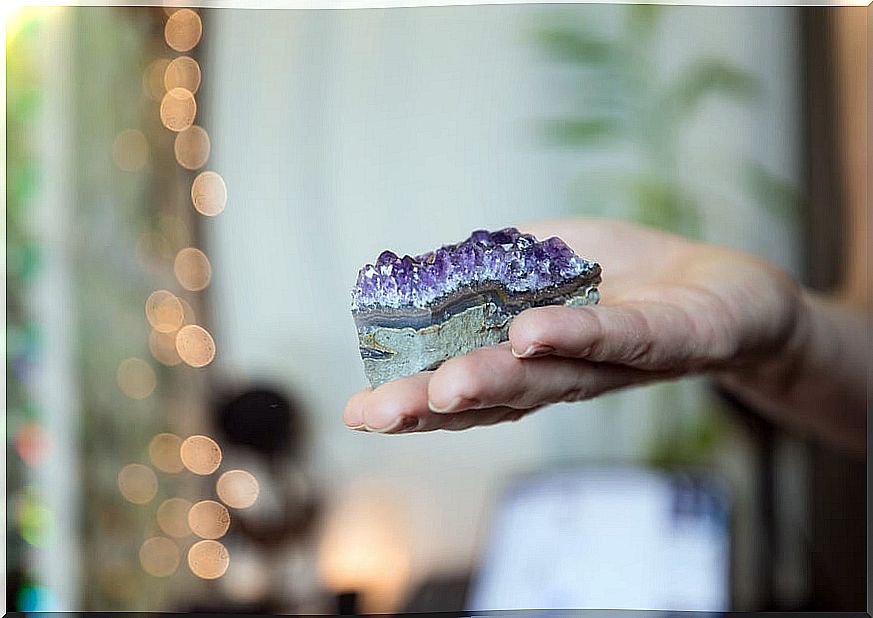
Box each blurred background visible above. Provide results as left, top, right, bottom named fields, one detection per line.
left=5, top=4, right=867, bottom=614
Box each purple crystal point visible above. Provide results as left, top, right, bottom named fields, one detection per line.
left=470, top=229, right=493, bottom=246
left=351, top=228, right=599, bottom=312
left=377, top=250, right=399, bottom=266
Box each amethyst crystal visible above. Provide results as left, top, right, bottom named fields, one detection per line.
left=351, top=227, right=601, bottom=387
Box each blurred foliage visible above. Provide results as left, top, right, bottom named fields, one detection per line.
left=535, top=6, right=800, bottom=240
left=535, top=6, right=803, bottom=466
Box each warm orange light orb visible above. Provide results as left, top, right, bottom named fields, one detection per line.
left=145, top=290, right=184, bottom=334
left=179, top=435, right=222, bottom=475
left=164, top=56, right=201, bottom=94
left=174, top=247, right=212, bottom=292
left=216, top=470, right=260, bottom=509
left=174, top=125, right=210, bottom=170
left=117, top=464, right=158, bottom=504
left=175, top=324, right=216, bottom=368
left=157, top=498, right=193, bottom=538
left=191, top=171, right=227, bottom=217
left=188, top=539, right=230, bottom=579
left=164, top=9, right=202, bottom=52
left=188, top=500, right=231, bottom=540
left=140, top=536, right=180, bottom=577
left=160, top=87, right=197, bottom=132
left=148, top=433, right=184, bottom=473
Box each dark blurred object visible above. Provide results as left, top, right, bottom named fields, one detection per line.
left=400, top=572, right=470, bottom=614
left=208, top=383, right=323, bottom=612
left=336, top=590, right=360, bottom=615
left=215, top=385, right=304, bottom=458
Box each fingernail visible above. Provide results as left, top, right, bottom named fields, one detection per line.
left=370, top=415, right=418, bottom=434
left=512, top=344, right=555, bottom=358
left=428, top=397, right=476, bottom=413
left=347, top=424, right=369, bottom=432
left=394, top=416, right=421, bottom=434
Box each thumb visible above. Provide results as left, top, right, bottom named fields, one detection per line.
left=508, top=303, right=721, bottom=371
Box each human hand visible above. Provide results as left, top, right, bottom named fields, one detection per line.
left=343, top=218, right=804, bottom=434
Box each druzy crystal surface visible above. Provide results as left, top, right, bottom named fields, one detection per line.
left=351, top=227, right=601, bottom=387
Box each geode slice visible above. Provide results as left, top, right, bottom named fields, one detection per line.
left=351, top=227, right=601, bottom=387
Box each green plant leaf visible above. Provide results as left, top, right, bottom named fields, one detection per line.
left=627, top=5, right=662, bottom=44
left=743, top=161, right=805, bottom=220
left=535, top=28, right=617, bottom=65
left=661, top=58, right=760, bottom=118
left=543, top=117, right=621, bottom=146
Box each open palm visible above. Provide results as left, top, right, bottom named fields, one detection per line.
left=344, top=218, right=803, bottom=434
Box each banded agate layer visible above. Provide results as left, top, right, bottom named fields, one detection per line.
left=351, top=227, right=601, bottom=387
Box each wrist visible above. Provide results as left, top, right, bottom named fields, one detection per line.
left=718, top=283, right=813, bottom=389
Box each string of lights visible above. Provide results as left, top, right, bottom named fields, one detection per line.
left=114, top=6, right=258, bottom=587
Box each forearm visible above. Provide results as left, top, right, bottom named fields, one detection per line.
left=718, top=291, right=868, bottom=456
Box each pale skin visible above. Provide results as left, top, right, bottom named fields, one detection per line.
left=344, top=219, right=867, bottom=457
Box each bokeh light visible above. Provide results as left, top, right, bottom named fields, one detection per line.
left=139, top=536, right=180, bottom=577
left=157, top=498, right=192, bottom=538
left=174, top=247, right=212, bottom=292
left=160, top=87, right=197, bottom=132
left=116, top=357, right=157, bottom=400
left=219, top=548, right=270, bottom=602
left=112, top=129, right=149, bottom=172
left=163, top=55, right=201, bottom=94
left=117, top=464, right=158, bottom=505
left=188, top=539, right=230, bottom=580
left=319, top=487, right=412, bottom=613
left=175, top=324, right=216, bottom=368
left=142, top=57, right=171, bottom=101
left=145, top=289, right=184, bottom=334
left=149, top=329, right=182, bottom=367
left=164, top=8, right=202, bottom=52
left=15, top=422, right=48, bottom=467
left=17, top=493, right=53, bottom=548
left=15, top=585, right=56, bottom=612
left=188, top=500, right=231, bottom=539
left=174, top=125, right=210, bottom=170
left=216, top=470, right=260, bottom=509
left=179, top=435, right=222, bottom=475
left=179, top=297, right=197, bottom=325
left=148, top=433, right=184, bottom=473
left=191, top=171, right=227, bottom=216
